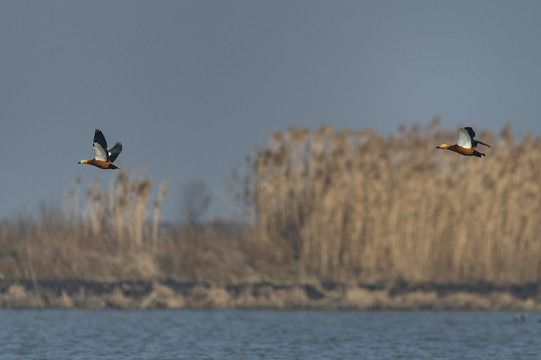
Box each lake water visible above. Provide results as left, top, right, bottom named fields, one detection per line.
left=1, top=310, right=540, bottom=359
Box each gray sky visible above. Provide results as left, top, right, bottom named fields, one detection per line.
left=2, top=1, right=541, bottom=221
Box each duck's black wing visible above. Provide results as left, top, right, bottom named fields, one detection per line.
left=465, top=127, right=490, bottom=148
left=463, top=127, right=476, bottom=139
left=108, top=142, right=123, bottom=163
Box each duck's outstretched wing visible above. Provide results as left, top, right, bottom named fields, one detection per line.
left=464, top=126, right=490, bottom=148
left=93, top=129, right=109, bottom=161
left=474, top=139, right=491, bottom=148
left=108, top=142, right=123, bottom=163
left=457, top=127, right=473, bottom=149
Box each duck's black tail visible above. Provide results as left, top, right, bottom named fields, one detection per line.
left=473, top=150, right=486, bottom=157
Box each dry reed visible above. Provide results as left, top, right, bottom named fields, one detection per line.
left=246, top=119, right=541, bottom=285
left=0, top=170, right=164, bottom=280
left=1, top=121, right=540, bottom=288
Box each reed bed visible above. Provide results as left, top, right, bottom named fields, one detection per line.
left=0, top=171, right=167, bottom=280
left=0, top=170, right=266, bottom=283
left=248, top=120, right=541, bottom=285
left=1, top=121, right=540, bottom=287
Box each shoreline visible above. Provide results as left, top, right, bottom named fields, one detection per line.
left=1, top=279, right=540, bottom=310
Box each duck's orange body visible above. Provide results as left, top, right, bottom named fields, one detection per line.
left=437, top=144, right=477, bottom=156
left=79, top=158, right=120, bottom=169
left=78, top=129, right=123, bottom=170
left=436, top=127, right=490, bottom=158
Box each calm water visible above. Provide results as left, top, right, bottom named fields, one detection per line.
left=1, top=310, right=540, bottom=359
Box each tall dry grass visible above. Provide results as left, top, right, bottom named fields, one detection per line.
left=0, top=170, right=269, bottom=283
left=1, top=121, right=540, bottom=287
left=247, top=119, right=541, bottom=285
left=0, top=170, right=166, bottom=280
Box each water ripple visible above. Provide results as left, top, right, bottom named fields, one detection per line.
left=1, top=310, right=540, bottom=359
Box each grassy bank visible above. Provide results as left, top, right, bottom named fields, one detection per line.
left=2, top=279, right=540, bottom=310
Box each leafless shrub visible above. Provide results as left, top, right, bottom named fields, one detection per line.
left=179, top=180, right=210, bottom=226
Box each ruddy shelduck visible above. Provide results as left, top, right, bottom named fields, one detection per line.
left=78, top=129, right=123, bottom=169
left=436, top=127, right=490, bottom=157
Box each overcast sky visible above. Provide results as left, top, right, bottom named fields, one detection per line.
left=2, top=1, right=541, bottom=221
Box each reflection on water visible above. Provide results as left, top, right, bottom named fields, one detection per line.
left=1, top=310, right=540, bottom=359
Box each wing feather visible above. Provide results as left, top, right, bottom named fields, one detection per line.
left=463, top=127, right=476, bottom=139
left=108, top=142, right=123, bottom=163
left=93, top=129, right=109, bottom=161
left=457, top=127, right=473, bottom=149
left=474, top=140, right=490, bottom=148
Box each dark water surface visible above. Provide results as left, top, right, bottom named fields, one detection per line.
left=1, top=310, right=540, bottom=359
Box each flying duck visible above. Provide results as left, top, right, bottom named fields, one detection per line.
left=78, top=129, right=123, bottom=169
left=436, top=127, right=490, bottom=157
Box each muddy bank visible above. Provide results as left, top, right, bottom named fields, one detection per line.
left=1, top=279, right=541, bottom=310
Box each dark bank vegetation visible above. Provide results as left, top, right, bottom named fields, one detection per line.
left=1, top=119, right=541, bottom=293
